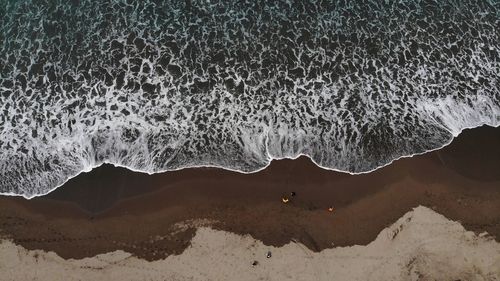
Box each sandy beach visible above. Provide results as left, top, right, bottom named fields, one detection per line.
left=1, top=206, right=499, bottom=281
left=0, top=125, right=499, bottom=279
left=1, top=0, right=499, bottom=279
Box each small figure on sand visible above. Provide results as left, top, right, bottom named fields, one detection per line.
left=266, top=251, right=272, bottom=258
left=252, top=260, right=259, bottom=267
left=328, top=206, right=334, bottom=212
left=282, top=196, right=289, bottom=203
left=290, top=191, right=296, bottom=197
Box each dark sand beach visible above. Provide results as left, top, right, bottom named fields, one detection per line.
left=0, top=126, right=499, bottom=261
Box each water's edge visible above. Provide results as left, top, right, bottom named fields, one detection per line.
left=2, top=122, right=496, bottom=200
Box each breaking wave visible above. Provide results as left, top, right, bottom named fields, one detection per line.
left=0, top=0, right=499, bottom=198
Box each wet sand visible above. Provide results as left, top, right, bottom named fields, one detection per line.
left=0, top=125, right=499, bottom=261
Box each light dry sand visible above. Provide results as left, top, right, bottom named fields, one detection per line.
left=1, top=206, right=499, bottom=281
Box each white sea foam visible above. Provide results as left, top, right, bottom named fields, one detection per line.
left=0, top=0, right=499, bottom=197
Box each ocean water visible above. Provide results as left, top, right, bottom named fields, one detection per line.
left=0, top=0, right=499, bottom=198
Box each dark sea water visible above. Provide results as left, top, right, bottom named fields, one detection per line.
left=0, top=0, right=499, bottom=197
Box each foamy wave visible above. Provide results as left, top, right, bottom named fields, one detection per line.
left=0, top=0, right=499, bottom=198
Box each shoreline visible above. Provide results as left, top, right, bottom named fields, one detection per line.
left=0, top=125, right=498, bottom=261
left=3, top=122, right=499, bottom=200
